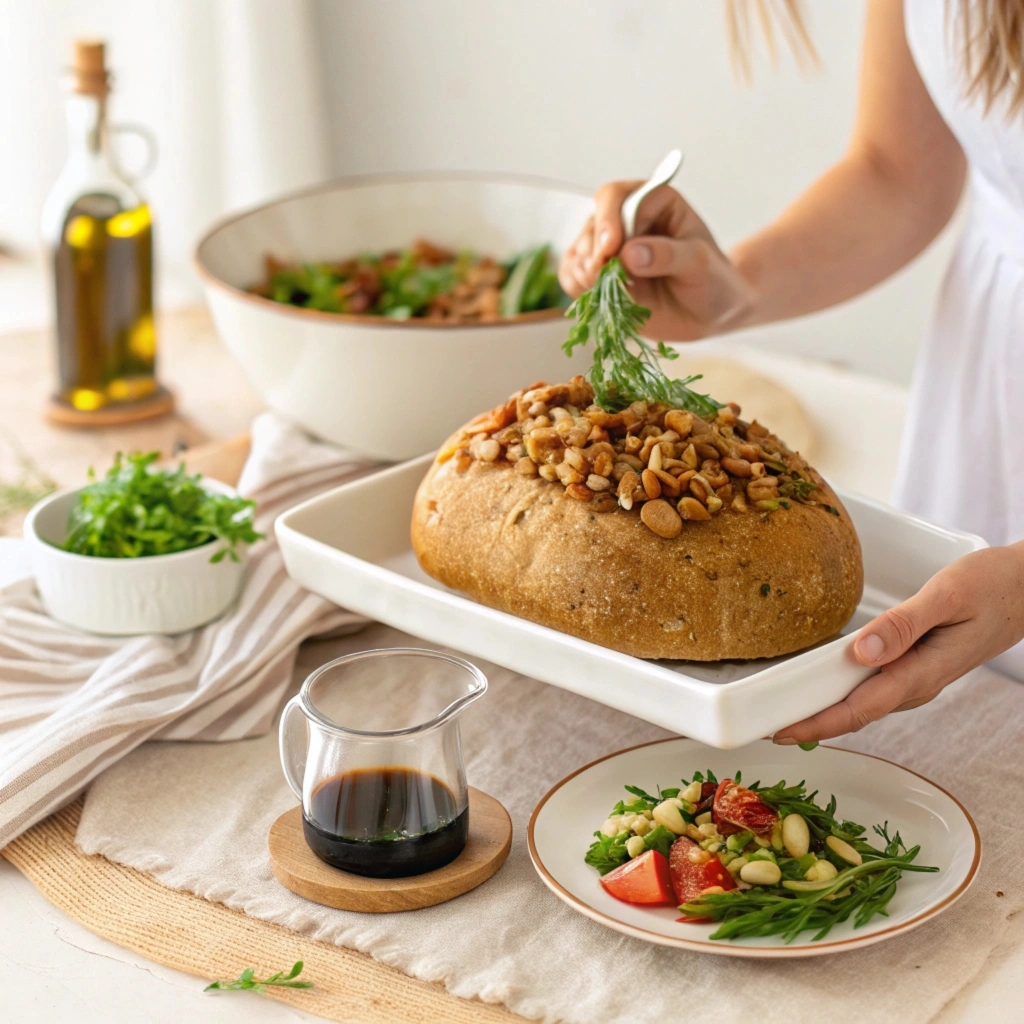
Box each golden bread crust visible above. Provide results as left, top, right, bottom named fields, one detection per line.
left=411, top=452, right=863, bottom=661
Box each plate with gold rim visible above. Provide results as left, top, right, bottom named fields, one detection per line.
left=528, top=738, right=980, bottom=957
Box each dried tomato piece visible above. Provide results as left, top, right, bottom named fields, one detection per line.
left=668, top=836, right=737, bottom=905
left=712, top=779, right=779, bottom=838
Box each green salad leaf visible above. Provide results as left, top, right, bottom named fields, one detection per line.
left=563, top=257, right=724, bottom=416
left=63, top=452, right=263, bottom=562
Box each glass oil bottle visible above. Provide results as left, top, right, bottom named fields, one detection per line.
left=40, top=40, right=167, bottom=422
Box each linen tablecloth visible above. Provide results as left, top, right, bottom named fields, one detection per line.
left=76, top=621, right=1022, bottom=1024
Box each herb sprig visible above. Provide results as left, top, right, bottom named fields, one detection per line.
left=681, top=823, right=936, bottom=943
left=205, top=961, right=313, bottom=994
left=563, top=257, right=723, bottom=417
left=63, top=452, right=262, bottom=562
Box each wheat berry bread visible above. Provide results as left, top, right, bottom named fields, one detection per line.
left=411, top=378, right=863, bottom=661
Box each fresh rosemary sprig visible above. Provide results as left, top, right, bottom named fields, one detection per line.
left=563, top=257, right=723, bottom=417
left=205, top=960, right=313, bottom=994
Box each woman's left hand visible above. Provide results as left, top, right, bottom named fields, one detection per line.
left=773, top=542, right=1024, bottom=745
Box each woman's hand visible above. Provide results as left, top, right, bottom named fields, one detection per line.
left=774, top=543, right=1024, bottom=744
left=558, top=180, right=756, bottom=341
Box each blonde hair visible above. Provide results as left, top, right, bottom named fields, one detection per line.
left=727, top=0, right=1024, bottom=118
left=724, top=0, right=819, bottom=84
left=955, top=0, right=1024, bottom=116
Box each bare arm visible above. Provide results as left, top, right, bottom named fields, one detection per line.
left=732, top=0, right=966, bottom=325
left=559, top=0, right=968, bottom=339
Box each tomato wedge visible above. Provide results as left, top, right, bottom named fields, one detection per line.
left=599, top=850, right=675, bottom=906
left=668, top=836, right=737, bottom=904
left=713, top=778, right=779, bottom=838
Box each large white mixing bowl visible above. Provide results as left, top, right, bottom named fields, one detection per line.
left=195, top=173, right=594, bottom=461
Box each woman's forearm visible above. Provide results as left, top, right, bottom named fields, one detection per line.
left=729, top=144, right=965, bottom=330
left=727, top=0, right=966, bottom=331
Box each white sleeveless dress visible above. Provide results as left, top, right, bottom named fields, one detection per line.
left=895, top=0, right=1024, bottom=679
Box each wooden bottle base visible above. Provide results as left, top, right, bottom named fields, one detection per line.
left=268, top=788, right=512, bottom=913
left=44, top=386, right=175, bottom=428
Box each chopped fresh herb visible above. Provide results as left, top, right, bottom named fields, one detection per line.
left=584, top=829, right=631, bottom=875
left=63, top=452, right=262, bottom=562
left=760, top=582, right=771, bottom=597
left=563, top=257, right=723, bottom=416
left=205, top=961, right=313, bottom=994
left=823, top=504, right=841, bottom=517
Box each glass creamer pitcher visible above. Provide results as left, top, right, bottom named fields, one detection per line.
left=279, top=648, right=487, bottom=878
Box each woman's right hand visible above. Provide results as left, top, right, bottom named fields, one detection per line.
left=558, top=180, right=756, bottom=341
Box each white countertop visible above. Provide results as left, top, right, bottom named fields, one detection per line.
left=2, top=347, right=1020, bottom=1024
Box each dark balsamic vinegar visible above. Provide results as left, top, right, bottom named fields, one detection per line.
left=303, top=767, right=468, bottom=878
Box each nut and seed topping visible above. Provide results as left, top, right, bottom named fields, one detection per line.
left=449, top=376, right=834, bottom=537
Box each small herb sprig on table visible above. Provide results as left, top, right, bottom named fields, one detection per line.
left=563, top=257, right=723, bottom=417
left=205, top=960, right=313, bottom=994
left=63, top=452, right=263, bottom=562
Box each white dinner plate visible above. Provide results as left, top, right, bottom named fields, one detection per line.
left=528, top=739, right=980, bottom=957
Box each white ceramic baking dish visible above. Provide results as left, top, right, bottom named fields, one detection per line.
left=276, top=455, right=987, bottom=748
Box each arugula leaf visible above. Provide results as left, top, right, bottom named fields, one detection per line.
left=623, top=784, right=660, bottom=804
left=563, top=257, right=723, bottom=416
left=584, top=830, right=630, bottom=875
left=63, top=452, right=262, bottom=562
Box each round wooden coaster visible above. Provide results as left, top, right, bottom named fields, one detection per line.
left=268, top=787, right=512, bottom=913
left=44, top=385, right=176, bottom=428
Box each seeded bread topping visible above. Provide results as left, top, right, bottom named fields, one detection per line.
left=438, top=376, right=838, bottom=539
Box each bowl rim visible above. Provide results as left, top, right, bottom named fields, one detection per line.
left=193, top=169, right=593, bottom=331
left=24, top=477, right=244, bottom=567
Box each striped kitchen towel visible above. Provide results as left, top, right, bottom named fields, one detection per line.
left=0, top=412, right=372, bottom=848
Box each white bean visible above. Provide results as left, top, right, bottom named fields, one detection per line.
left=681, top=781, right=703, bottom=804
left=626, top=835, right=647, bottom=859
left=807, top=859, right=838, bottom=882
left=632, top=817, right=651, bottom=837
left=695, top=811, right=713, bottom=825
left=782, top=813, right=810, bottom=858
left=600, top=816, right=623, bottom=838
left=698, top=823, right=720, bottom=838
left=826, top=835, right=863, bottom=866
left=740, top=860, right=782, bottom=886
left=652, top=800, right=688, bottom=835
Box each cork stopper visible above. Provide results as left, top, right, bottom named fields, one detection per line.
left=71, top=39, right=110, bottom=96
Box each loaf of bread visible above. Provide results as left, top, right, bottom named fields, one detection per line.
left=411, top=378, right=863, bottom=661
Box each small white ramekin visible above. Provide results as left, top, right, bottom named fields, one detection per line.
left=23, top=479, right=248, bottom=635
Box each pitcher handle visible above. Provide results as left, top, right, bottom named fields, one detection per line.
left=279, top=695, right=308, bottom=802
left=109, top=122, right=159, bottom=185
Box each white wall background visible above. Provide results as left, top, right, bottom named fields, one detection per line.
left=0, top=0, right=963, bottom=384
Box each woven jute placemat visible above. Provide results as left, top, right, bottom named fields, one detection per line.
left=1, top=800, right=522, bottom=1024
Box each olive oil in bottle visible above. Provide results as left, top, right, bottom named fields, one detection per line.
left=41, top=41, right=165, bottom=420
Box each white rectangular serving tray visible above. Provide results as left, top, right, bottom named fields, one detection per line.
left=277, top=455, right=986, bottom=748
